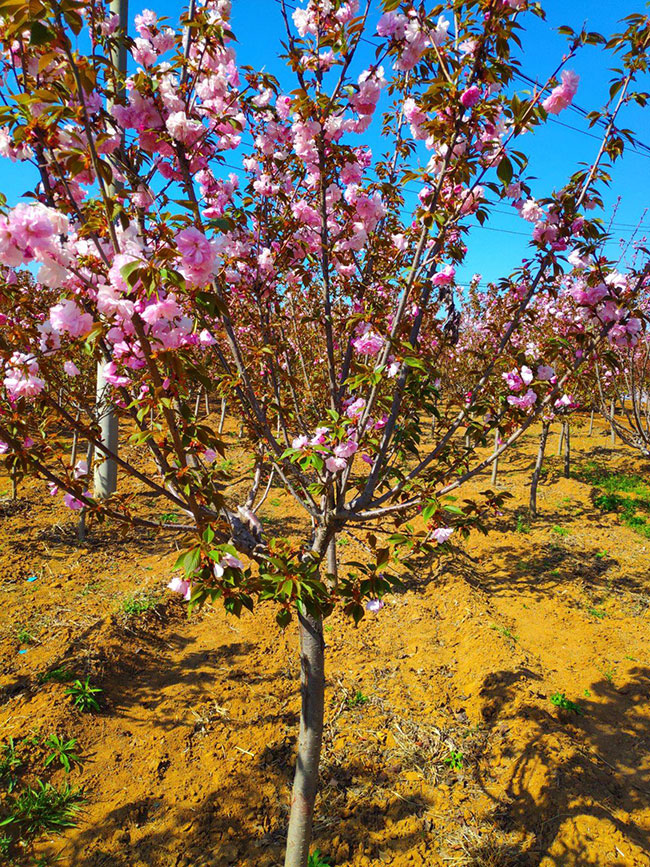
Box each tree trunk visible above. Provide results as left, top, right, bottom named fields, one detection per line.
left=588, top=409, right=594, bottom=436
left=610, top=398, right=616, bottom=446
left=194, top=389, right=201, bottom=418
left=563, top=420, right=570, bottom=479
left=490, top=428, right=499, bottom=487
left=326, top=536, right=338, bottom=582
left=218, top=398, right=227, bottom=435
left=530, top=421, right=550, bottom=518
left=284, top=610, right=325, bottom=867
left=556, top=421, right=564, bottom=456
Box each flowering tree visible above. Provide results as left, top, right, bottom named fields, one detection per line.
left=0, top=0, right=648, bottom=863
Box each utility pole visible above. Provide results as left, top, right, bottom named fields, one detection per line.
left=94, top=0, right=128, bottom=498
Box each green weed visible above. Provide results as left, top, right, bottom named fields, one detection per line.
left=444, top=749, right=464, bottom=771
left=65, top=679, right=102, bottom=713
left=491, top=624, right=518, bottom=642
left=44, top=736, right=83, bottom=775
left=515, top=515, right=530, bottom=534
left=551, top=525, right=570, bottom=537
left=308, top=850, right=331, bottom=867
left=586, top=606, right=606, bottom=620
left=37, top=667, right=74, bottom=685
left=345, top=690, right=369, bottom=709
left=550, top=692, right=584, bottom=715
left=0, top=739, right=23, bottom=793
left=121, top=591, right=160, bottom=617
left=9, top=780, right=83, bottom=835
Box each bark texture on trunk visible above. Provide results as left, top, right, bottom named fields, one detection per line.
left=588, top=409, right=594, bottom=436
left=563, top=420, right=571, bottom=479
left=490, top=428, right=499, bottom=487
left=556, top=422, right=564, bottom=456
left=284, top=610, right=325, bottom=867
left=530, top=420, right=550, bottom=518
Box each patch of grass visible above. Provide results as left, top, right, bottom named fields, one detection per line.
left=444, top=749, right=464, bottom=771
left=9, top=780, right=83, bottom=835
left=491, top=624, right=518, bottom=642
left=345, top=690, right=369, bottom=709
left=586, top=606, right=606, bottom=620
left=308, top=850, right=331, bottom=867
left=159, top=511, right=180, bottom=523
left=44, top=736, right=83, bottom=774
left=551, top=525, right=570, bottom=537
left=550, top=692, right=584, bottom=715
left=121, top=590, right=160, bottom=617
left=515, top=515, right=530, bottom=534
left=15, top=626, right=36, bottom=646
left=0, top=739, right=23, bottom=793
left=65, top=679, right=102, bottom=713
left=578, top=463, right=650, bottom=539
left=37, top=667, right=74, bottom=685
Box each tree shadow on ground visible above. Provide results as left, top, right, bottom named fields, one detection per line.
left=474, top=666, right=650, bottom=866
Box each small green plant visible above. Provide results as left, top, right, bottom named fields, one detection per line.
left=491, top=624, right=518, bottom=642
left=586, top=606, right=606, bottom=620
left=551, top=525, right=570, bottom=537
left=549, top=568, right=561, bottom=577
left=600, top=666, right=615, bottom=684
left=308, top=850, right=331, bottom=867
left=0, top=739, right=23, bottom=793
left=583, top=689, right=591, bottom=697
left=10, top=780, right=83, bottom=835
left=515, top=515, right=530, bottom=534
left=444, top=749, right=464, bottom=771
left=269, top=497, right=281, bottom=507
left=37, top=667, right=74, bottom=685
left=346, top=690, right=369, bottom=709
left=44, top=736, right=83, bottom=774
left=159, top=511, right=180, bottom=523
left=550, top=692, right=584, bottom=715
left=121, top=591, right=160, bottom=617
left=15, top=626, right=36, bottom=645
left=65, top=679, right=102, bottom=713
left=595, top=550, right=608, bottom=560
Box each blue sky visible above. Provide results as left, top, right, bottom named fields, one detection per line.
left=2, top=0, right=648, bottom=287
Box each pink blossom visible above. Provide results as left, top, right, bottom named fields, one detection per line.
left=177, top=227, right=215, bottom=284
left=365, top=599, right=384, bottom=612
left=292, top=435, right=309, bottom=450
left=537, top=365, right=555, bottom=381
left=165, top=111, right=204, bottom=146
left=507, top=388, right=537, bottom=409
left=519, top=199, right=544, bottom=223
left=432, top=527, right=454, bottom=544
left=543, top=70, right=579, bottom=115
left=345, top=397, right=366, bottom=420
left=432, top=265, right=455, bottom=286
left=353, top=329, right=384, bottom=356
left=49, top=300, right=93, bottom=339
left=64, top=361, right=80, bottom=377
left=63, top=491, right=86, bottom=511
left=326, top=456, right=347, bottom=474
left=334, top=438, right=358, bottom=459
left=460, top=85, right=481, bottom=109
left=168, top=576, right=192, bottom=601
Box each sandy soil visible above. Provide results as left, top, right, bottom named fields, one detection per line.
left=1, top=416, right=649, bottom=867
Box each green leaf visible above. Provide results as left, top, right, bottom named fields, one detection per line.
left=497, top=156, right=513, bottom=185
left=30, top=20, right=54, bottom=45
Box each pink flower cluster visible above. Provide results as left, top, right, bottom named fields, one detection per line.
left=543, top=71, right=579, bottom=115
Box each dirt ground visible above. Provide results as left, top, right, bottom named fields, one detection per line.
left=1, top=416, right=649, bottom=867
